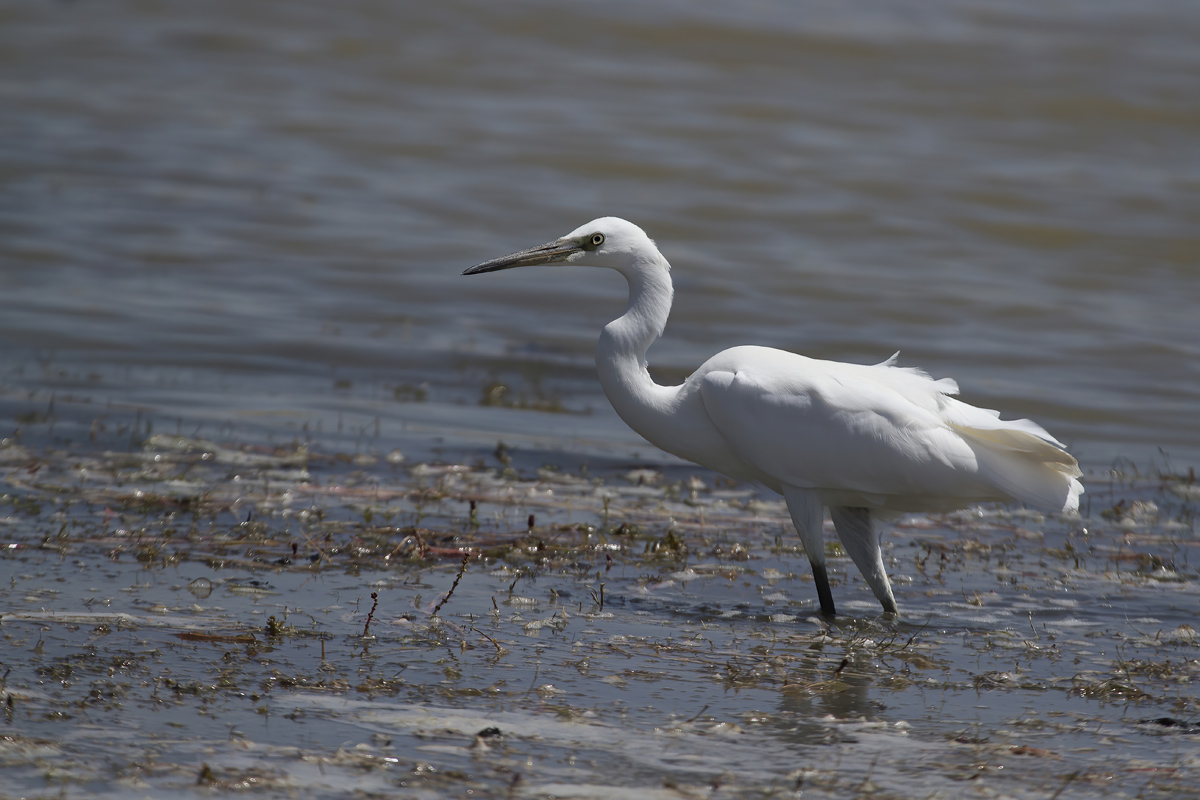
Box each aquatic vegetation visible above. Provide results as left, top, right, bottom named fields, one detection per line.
left=0, top=436, right=1197, bottom=798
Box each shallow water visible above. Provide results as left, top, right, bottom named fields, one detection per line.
left=2, top=1, right=1200, bottom=797
left=0, top=434, right=1197, bottom=798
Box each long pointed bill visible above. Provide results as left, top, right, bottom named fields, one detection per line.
left=462, top=239, right=582, bottom=275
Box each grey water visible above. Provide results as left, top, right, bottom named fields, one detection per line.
left=3, top=0, right=1199, bottom=471
left=3, top=5, right=1200, bottom=796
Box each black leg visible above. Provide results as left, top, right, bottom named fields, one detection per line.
left=811, top=562, right=837, bottom=616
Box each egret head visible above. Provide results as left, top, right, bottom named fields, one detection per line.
left=462, top=217, right=659, bottom=276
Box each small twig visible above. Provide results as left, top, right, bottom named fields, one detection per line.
left=590, top=582, right=606, bottom=610
left=432, top=552, right=471, bottom=617
left=362, top=591, right=379, bottom=637
left=471, top=625, right=507, bottom=653
left=1048, top=771, right=1080, bottom=800
left=901, top=617, right=931, bottom=650
left=386, top=530, right=429, bottom=561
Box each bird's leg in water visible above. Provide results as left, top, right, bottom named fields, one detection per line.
left=811, top=563, right=836, bottom=617
left=782, top=486, right=837, bottom=616
left=464, top=217, right=1082, bottom=622
left=830, top=506, right=898, bottom=614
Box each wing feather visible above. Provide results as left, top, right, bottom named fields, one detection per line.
left=696, top=347, right=1081, bottom=512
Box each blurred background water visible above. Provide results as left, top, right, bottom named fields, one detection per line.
left=2, top=0, right=1198, bottom=472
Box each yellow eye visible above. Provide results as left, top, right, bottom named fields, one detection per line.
left=590, top=233, right=605, bottom=247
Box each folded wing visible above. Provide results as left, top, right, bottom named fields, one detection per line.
left=697, top=347, right=1081, bottom=512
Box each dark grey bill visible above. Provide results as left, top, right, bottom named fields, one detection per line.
left=462, top=239, right=582, bottom=275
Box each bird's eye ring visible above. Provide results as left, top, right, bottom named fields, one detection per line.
left=589, top=233, right=605, bottom=248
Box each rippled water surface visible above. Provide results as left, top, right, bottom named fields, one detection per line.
left=2, top=0, right=1198, bottom=471
left=1, top=437, right=1197, bottom=798
left=2, top=2, right=1199, bottom=797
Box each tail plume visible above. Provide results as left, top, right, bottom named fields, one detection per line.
left=954, top=423, right=1083, bottom=513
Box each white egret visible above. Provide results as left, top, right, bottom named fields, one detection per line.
left=464, top=217, right=1083, bottom=615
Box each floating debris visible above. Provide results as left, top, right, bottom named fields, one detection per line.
left=0, top=440, right=1196, bottom=798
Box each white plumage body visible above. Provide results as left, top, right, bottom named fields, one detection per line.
left=643, top=346, right=1080, bottom=513
left=466, top=216, right=1083, bottom=615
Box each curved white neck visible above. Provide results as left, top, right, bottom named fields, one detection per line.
left=595, top=253, right=680, bottom=431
